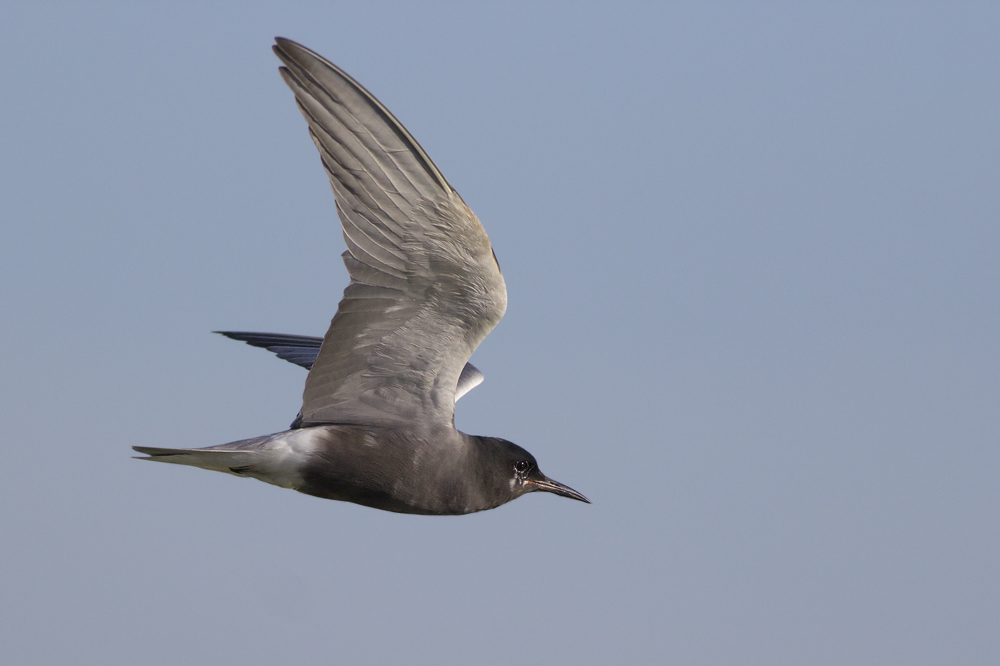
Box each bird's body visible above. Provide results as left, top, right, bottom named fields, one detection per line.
left=143, top=426, right=538, bottom=515
left=133, top=38, right=587, bottom=514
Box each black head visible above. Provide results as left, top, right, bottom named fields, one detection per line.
left=477, top=437, right=590, bottom=507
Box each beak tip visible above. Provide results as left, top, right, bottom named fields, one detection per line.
left=530, top=477, right=591, bottom=505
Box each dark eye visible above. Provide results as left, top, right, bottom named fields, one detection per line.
left=514, top=460, right=531, bottom=473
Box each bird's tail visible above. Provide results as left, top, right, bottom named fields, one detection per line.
left=132, top=444, right=265, bottom=475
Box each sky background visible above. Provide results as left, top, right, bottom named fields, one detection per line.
left=2, top=2, right=998, bottom=664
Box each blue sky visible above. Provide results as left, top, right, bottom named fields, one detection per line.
left=2, top=3, right=998, bottom=664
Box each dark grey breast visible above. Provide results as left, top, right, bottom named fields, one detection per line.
left=273, top=39, right=506, bottom=430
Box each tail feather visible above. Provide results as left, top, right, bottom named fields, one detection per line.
left=132, top=446, right=261, bottom=475
left=132, top=431, right=312, bottom=490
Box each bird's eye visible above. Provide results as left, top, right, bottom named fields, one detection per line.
left=514, top=460, right=530, bottom=474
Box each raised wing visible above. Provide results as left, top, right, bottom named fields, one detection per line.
left=273, top=39, right=506, bottom=429
left=215, top=331, right=485, bottom=401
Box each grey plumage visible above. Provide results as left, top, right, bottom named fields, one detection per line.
left=133, top=38, right=587, bottom=514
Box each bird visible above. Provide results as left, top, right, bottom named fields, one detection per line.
left=133, top=38, right=589, bottom=515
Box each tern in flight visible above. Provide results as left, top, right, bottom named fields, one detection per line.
left=134, top=39, right=588, bottom=515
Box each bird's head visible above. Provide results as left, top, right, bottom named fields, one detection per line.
left=478, top=437, right=590, bottom=507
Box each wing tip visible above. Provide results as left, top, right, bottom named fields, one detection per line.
left=269, top=36, right=455, bottom=196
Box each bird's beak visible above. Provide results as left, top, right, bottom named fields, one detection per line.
left=528, top=476, right=590, bottom=504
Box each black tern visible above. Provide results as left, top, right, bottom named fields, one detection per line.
left=133, top=38, right=589, bottom=515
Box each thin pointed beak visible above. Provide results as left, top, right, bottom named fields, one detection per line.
left=528, top=476, right=590, bottom=504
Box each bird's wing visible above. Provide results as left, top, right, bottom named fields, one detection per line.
left=273, top=38, right=506, bottom=429
left=215, top=330, right=485, bottom=402
left=215, top=331, right=323, bottom=370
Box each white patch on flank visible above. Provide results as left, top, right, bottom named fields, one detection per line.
left=252, top=428, right=324, bottom=490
